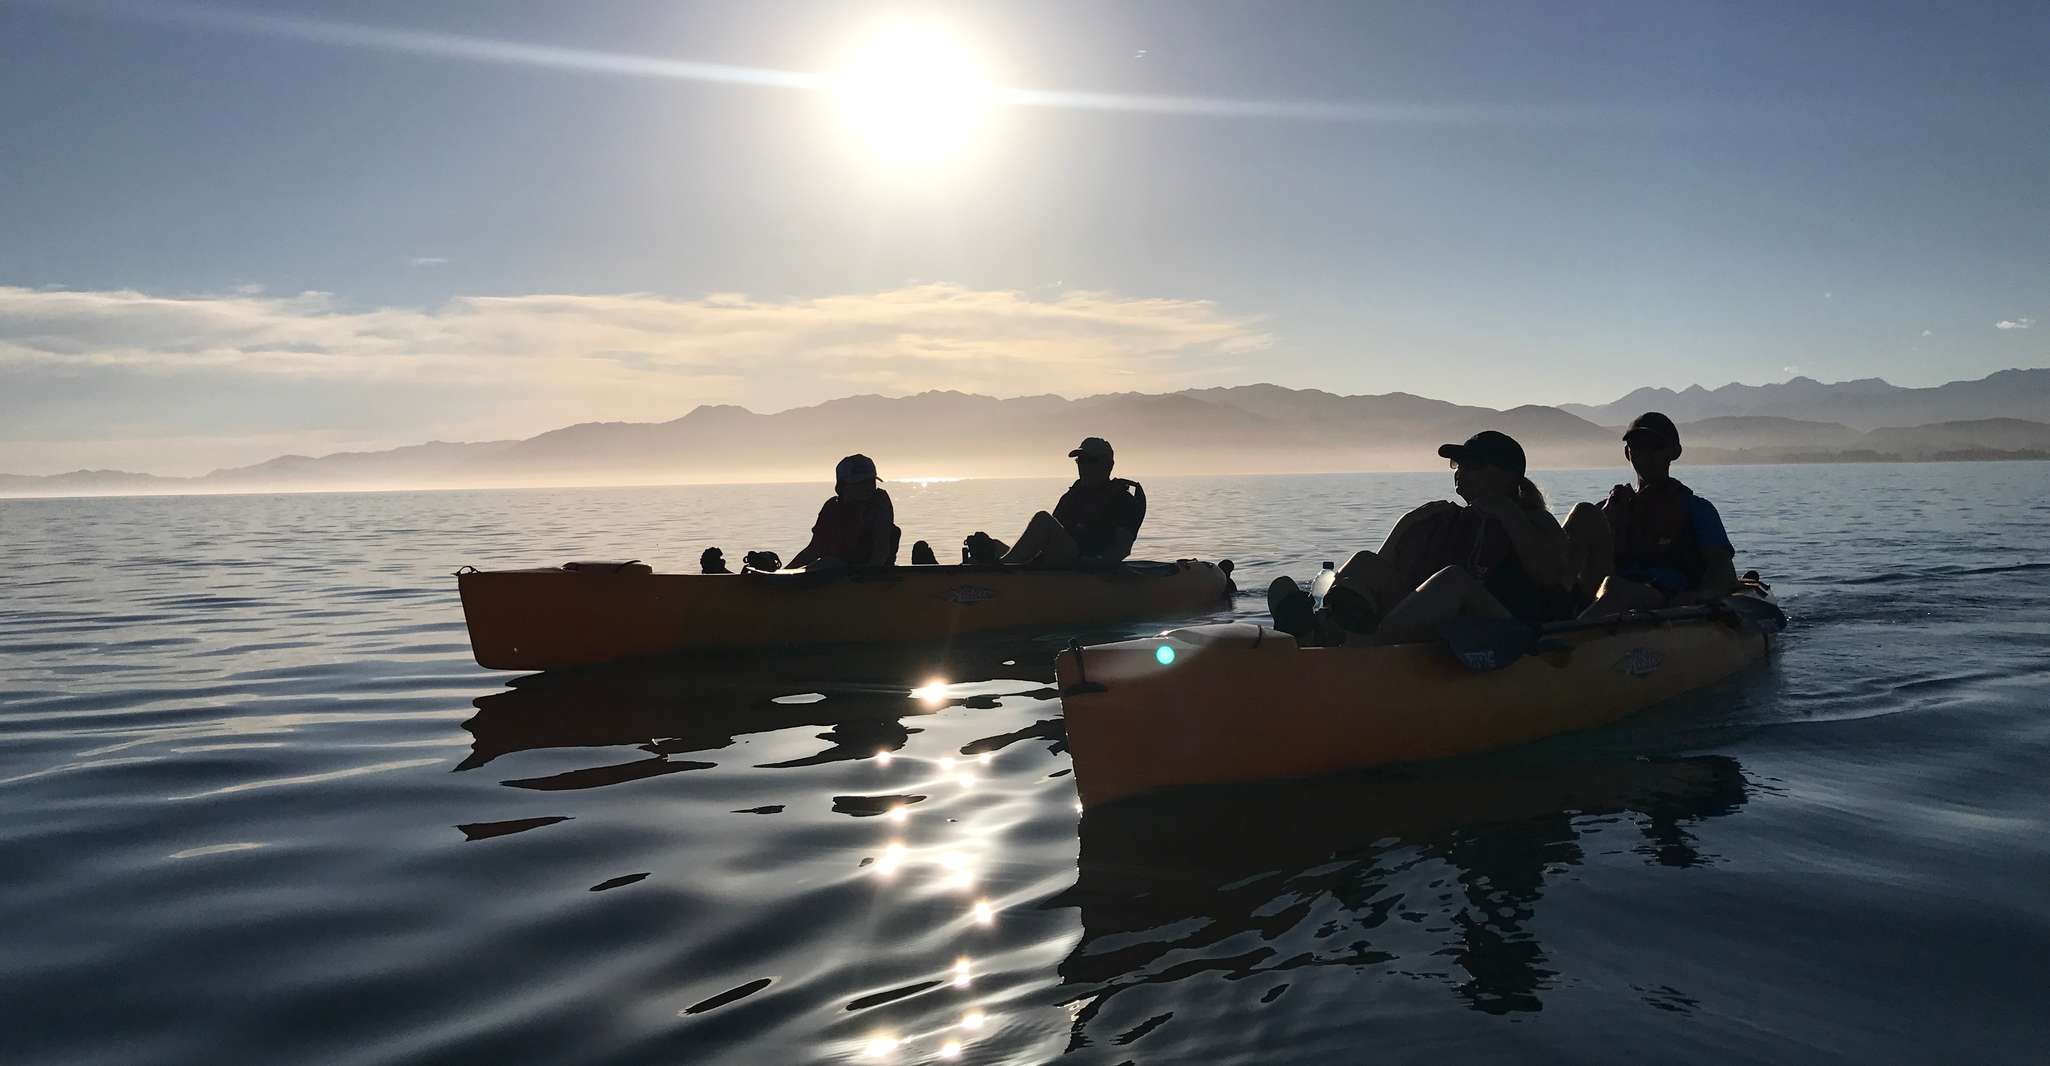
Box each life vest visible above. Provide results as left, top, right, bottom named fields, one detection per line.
left=1604, top=477, right=1707, bottom=585
left=1054, top=478, right=1147, bottom=556
left=1414, top=505, right=1563, bottom=622
left=813, top=490, right=893, bottom=564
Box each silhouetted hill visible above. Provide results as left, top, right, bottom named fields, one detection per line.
left=1562, top=368, right=2050, bottom=430
left=3, top=369, right=2046, bottom=497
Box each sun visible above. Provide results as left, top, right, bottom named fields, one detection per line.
left=832, top=24, right=995, bottom=167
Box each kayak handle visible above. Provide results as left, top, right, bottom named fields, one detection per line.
left=1061, top=638, right=1108, bottom=695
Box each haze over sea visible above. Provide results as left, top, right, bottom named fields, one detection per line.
left=4, top=463, right=2048, bottom=1065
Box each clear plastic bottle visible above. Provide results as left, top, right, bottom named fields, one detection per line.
left=1310, top=560, right=1337, bottom=602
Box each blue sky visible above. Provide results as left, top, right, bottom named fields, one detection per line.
left=2, top=0, right=2047, bottom=473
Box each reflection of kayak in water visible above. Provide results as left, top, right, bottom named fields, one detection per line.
left=457, top=559, right=1233, bottom=671
left=1056, top=590, right=1781, bottom=808
left=1057, top=754, right=1749, bottom=1018
left=459, top=636, right=1068, bottom=782
left=1071, top=753, right=1750, bottom=888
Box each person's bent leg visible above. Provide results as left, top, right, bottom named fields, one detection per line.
left=1036, top=521, right=1081, bottom=568
left=1579, top=576, right=1667, bottom=619
left=1000, top=511, right=1080, bottom=566
left=1333, top=549, right=1402, bottom=613
left=1372, top=566, right=1510, bottom=644
left=1562, top=502, right=1613, bottom=604
left=997, top=511, right=1057, bottom=564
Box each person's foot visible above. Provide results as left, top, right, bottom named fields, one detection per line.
left=963, top=532, right=1002, bottom=565
left=1267, top=576, right=1319, bottom=642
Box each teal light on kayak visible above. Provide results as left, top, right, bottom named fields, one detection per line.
left=1155, top=644, right=1175, bottom=666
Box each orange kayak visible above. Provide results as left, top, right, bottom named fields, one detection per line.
left=1056, top=593, right=1778, bottom=809
left=458, top=560, right=1233, bottom=671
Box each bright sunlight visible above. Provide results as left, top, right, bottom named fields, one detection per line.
left=832, top=23, right=995, bottom=167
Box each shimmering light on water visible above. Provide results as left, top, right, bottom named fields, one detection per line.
left=3, top=469, right=2048, bottom=1064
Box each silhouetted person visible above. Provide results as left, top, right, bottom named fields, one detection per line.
left=700, top=547, right=731, bottom=574
left=790, top=454, right=900, bottom=569
left=1564, top=413, right=1737, bottom=617
left=964, top=437, right=1145, bottom=568
left=1270, top=431, right=1571, bottom=645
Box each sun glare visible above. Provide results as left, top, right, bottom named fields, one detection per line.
left=833, top=24, right=994, bottom=166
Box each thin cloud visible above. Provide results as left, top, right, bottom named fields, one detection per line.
left=0, top=283, right=1269, bottom=403
left=1996, top=317, right=2034, bottom=330
left=408, top=256, right=449, bottom=268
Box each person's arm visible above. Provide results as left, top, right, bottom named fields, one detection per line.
left=864, top=495, right=896, bottom=566
left=1689, top=497, right=1740, bottom=598
left=789, top=500, right=832, bottom=569
left=1476, top=497, right=1569, bottom=587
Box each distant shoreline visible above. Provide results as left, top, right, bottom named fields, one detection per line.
left=5, top=454, right=2046, bottom=503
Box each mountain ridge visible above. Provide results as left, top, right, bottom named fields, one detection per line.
left=5, top=368, right=2047, bottom=497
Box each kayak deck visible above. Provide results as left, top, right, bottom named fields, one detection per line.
left=458, top=559, right=1233, bottom=671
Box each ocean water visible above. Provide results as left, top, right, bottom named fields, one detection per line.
left=3, top=464, right=2048, bottom=1065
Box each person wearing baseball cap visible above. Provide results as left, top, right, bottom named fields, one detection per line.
left=789, top=453, right=900, bottom=569
left=962, top=437, right=1146, bottom=567
left=1569, top=412, right=1737, bottom=616
left=1267, top=429, right=1572, bottom=646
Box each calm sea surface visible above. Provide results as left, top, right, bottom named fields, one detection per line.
left=4, top=465, right=2048, bottom=1065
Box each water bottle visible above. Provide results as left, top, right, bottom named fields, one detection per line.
left=1310, top=560, right=1337, bottom=602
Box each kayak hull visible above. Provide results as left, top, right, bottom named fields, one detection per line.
left=1055, top=606, right=1774, bottom=809
left=459, top=561, right=1232, bottom=671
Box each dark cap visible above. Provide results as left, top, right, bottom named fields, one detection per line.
left=1623, top=412, right=1681, bottom=449
left=1437, top=430, right=1527, bottom=477
left=1068, top=437, right=1115, bottom=462
left=834, top=453, right=880, bottom=485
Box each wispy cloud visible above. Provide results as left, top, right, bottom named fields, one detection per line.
left=408, top=256, right=449, bottom=268
left=0, top=283, right=1267, bottom=402
left=1996, top=317, right=2034, bottom=330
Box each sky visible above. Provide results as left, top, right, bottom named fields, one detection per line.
left=3, top=0, right=2047, bottom=475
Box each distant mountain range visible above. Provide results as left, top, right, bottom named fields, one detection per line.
left=1560, top=368, right=2050, bottom=430
left=5, top=368, right=2048, bottom=497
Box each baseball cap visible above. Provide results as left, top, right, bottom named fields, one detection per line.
left=1622, top=412, right=1681, bottom=449
left=1068, top=437, right=1115, bottom=462
left=1437, top=431, right=1527, bottom=477
left=834, top=453, right=880, bottom=485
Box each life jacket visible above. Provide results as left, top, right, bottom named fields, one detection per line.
left=1604, top=477, right=1707, bottom=586
left=813, top=490, right=894, bottom=564
left=1415, top=505, right=1564, bottom=622
left=1054, top=478, right=1147, bottom=556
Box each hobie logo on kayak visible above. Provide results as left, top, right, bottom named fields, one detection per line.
left=941, top=584, right=998, bottom=605
left=1612, top=648, right=1663, bottom=677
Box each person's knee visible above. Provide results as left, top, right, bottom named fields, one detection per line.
left=1564, top=502, right=1601, bottom=529
left=1415, top=564, right=1473, bottom=593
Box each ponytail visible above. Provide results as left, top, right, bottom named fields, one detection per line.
left=1513, top=476, right=1548, bottom=512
